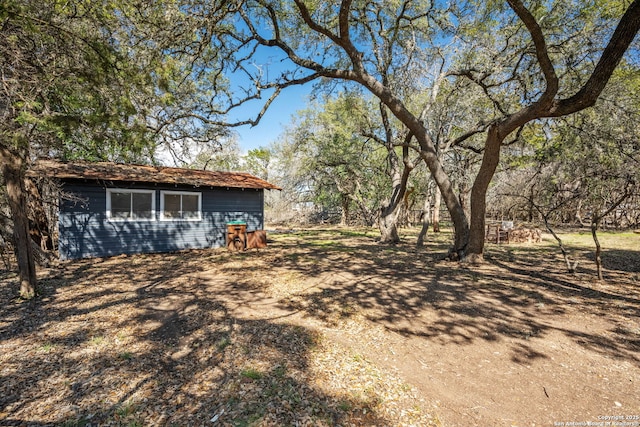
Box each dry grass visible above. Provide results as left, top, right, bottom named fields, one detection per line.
left=1, top=225, right=638, bottom=426
left=0, top=228, right=441, bottom=427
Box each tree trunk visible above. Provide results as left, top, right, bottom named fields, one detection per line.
left=575, top=199, right=587, bottom=227
left=591, top=220, right=604, bottom=281
left=1, top=148, right=37, bottom=298
left=400, top=186, right=414, bottom=227
left=459, top=179, right=471, bottom=222
left=378, top=173, right=404, bottom=243
left=420, top=145, right=470, bottom=257
left=25, top=178, right=53, bottom=250
left=543, top=215, right=578, bottom=274
left=416, top=137, right=469, bottom=256
left=417, top=191, right=432, bottom=247
left=588, top=188, right=631, bottom=280
left=340, top=194, right=349, bottom=226
left=378, top=173, right=412, bottom=243
left=379, top=206, right=400, bottom=243
left=376, top=103, right=410, bottom=244
left=467, top=125, right=503, bottom=260
left=432, top=188, right=441, bottom=233
left=463, top=0, right=640, bottom=261
left=528, top=188, right=535, bottom=223
left=356, top=77, right=468, bottom=255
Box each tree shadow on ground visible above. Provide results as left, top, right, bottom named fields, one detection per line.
left=263, top=229, right=640, bottom=366
left=0, top=250, right=415, bottom=426
left=591, top=248, right=640, bottom=273
left=2, top=228, right=638, bottom=425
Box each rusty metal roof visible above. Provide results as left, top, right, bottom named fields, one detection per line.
left=31, top=159, right=281, bottom=190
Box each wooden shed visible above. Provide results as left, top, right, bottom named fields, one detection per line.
left=31, top=159, right=280, bottom=260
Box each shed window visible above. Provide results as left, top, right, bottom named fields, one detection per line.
left=107, top=189, right=155, bottom=221
left=160, top=191, right=201, bottom=220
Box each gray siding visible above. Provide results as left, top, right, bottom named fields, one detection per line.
left=59, top=181, right=265, bottom=260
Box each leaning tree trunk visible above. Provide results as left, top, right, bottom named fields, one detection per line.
left=467, top=125, right=503, bottom=260
left=357, top=77, right=469, bottom=254
left=432, top=188, right=441, bottom=233
left=377, top=103, right=412, bottom=245
left=544, top=215, right=579, bottom=273
left=0, top=148, right=37, bottom=298
left=432, top=166, right=469, bottom=258
left=417, top=151, right=469, bottom=257
left=379, top=174, right=407, bottom=244
left=378, top=172, right=404, bottom=243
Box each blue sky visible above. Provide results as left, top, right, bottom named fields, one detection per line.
left=232, top=84, right=312, bottom=152
left=224, top=39, right=316, bottom=153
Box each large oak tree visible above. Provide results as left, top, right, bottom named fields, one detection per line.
left=196, top=0, right=640, bottom=258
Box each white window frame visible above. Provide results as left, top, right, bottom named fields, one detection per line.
left=160, top=190, right=202, bottom=221
left=106, top=189, right=156, bottom=222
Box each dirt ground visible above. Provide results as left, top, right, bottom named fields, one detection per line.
left=1, top=227, right=639, bottom=427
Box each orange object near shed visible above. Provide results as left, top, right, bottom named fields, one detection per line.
left=227, top=221, right=247, bottom=251
left=247, top=230, right=267, bottom=249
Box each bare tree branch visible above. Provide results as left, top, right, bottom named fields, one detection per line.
left=550, top=0, right=640, bottom=116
